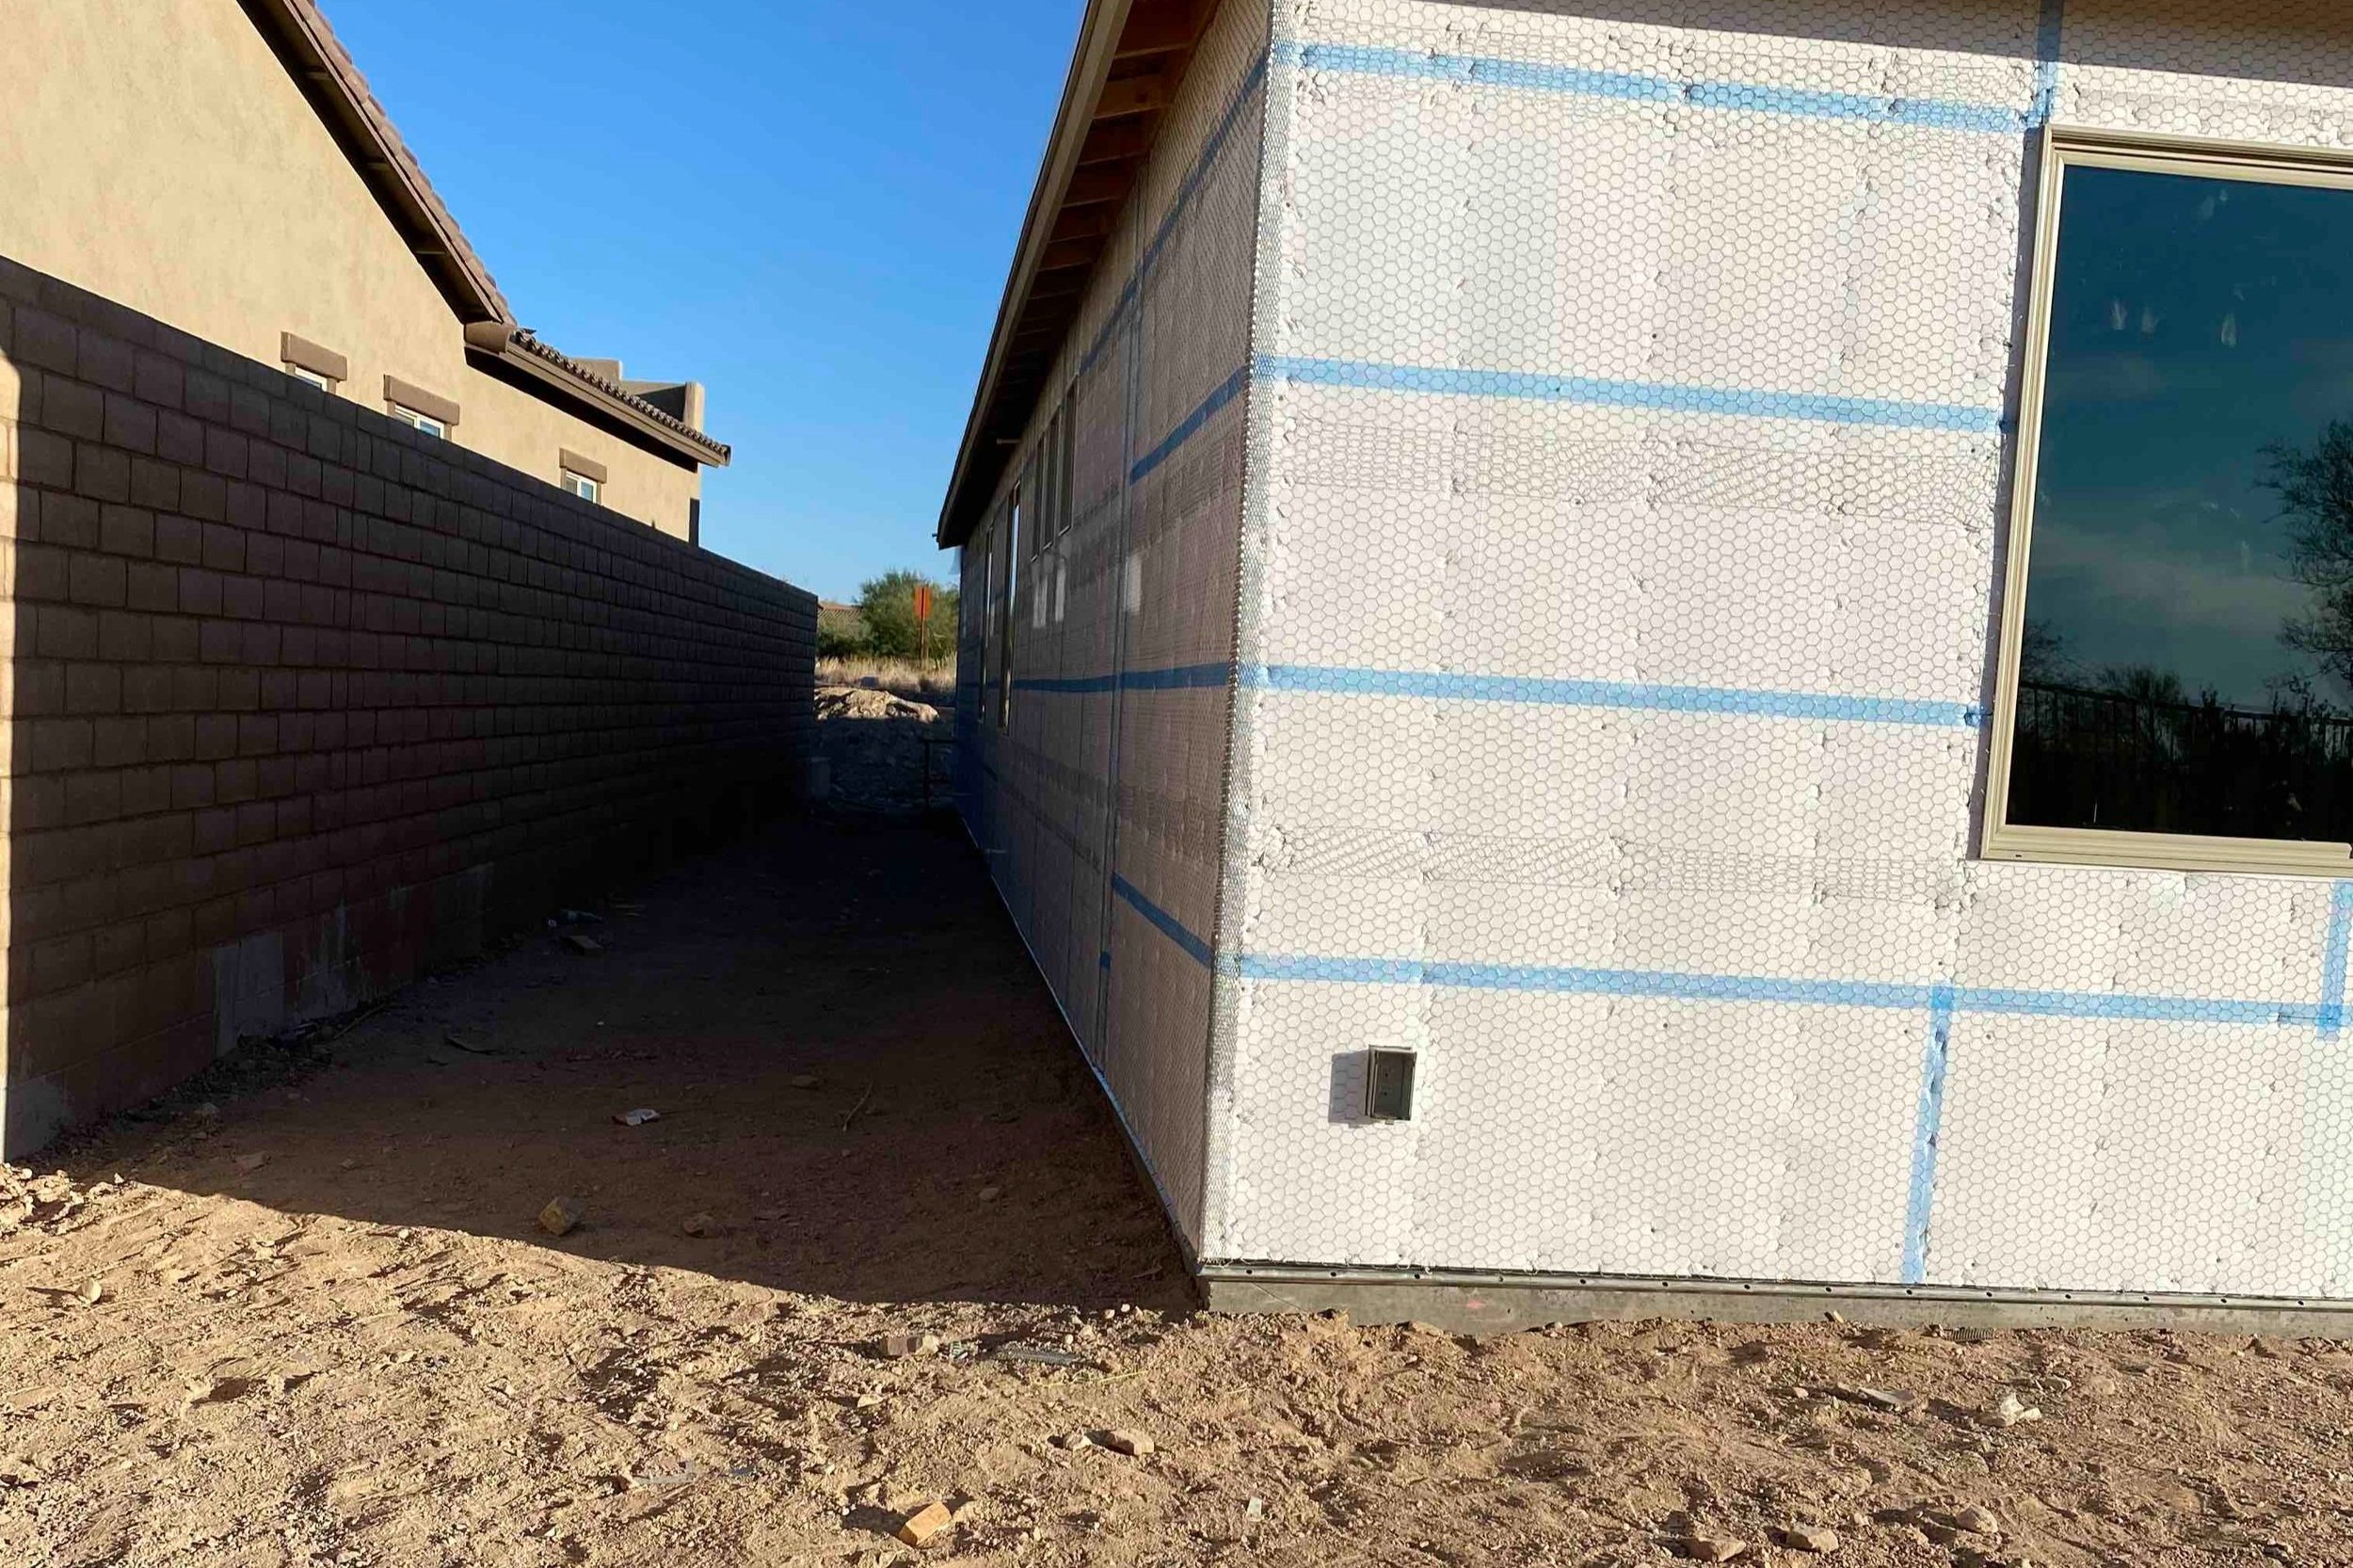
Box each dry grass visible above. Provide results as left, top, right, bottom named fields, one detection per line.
left=817, top=655, right=955, bottom=699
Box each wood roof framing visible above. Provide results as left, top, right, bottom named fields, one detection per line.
left=936, top=0, right=1216, bottom=546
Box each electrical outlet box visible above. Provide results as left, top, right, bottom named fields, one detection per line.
left=1366, top=1048, right=1417, bottom=1122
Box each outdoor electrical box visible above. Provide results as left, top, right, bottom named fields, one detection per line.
left=1366, top=1048, right=1417, bottom=1123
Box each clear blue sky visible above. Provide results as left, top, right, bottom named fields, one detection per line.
left=329, top=0, right=1080, bottom=603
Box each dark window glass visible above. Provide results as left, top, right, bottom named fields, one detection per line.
left=2009, top=162, right=2353, bottom=845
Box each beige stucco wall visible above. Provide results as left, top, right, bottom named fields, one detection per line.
left=0, top=0, right=704, bottom=536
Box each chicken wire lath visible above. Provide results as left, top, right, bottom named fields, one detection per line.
left=956, top=0, right=1270, bottom=1253
left=964, top=0, right=2353, bottom=1306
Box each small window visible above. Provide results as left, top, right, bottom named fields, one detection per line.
left=390, top=404, right=446, bottom=440
left=997, top=485, right=1022, bottom=731
left=561, top=471, right=600, bottom=504
left=1987, top=129, right=2353, bottom=875
left=280, top=331, right=347, bottom=393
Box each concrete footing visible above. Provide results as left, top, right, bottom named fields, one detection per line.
left=1196, top=1265, right=2353, bottom=1339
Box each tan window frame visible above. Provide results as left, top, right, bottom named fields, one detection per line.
left=1983, top=124, right=2353, bottom=878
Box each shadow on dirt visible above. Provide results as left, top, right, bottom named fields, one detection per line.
left=40, top=816, right=1191, bottom=1314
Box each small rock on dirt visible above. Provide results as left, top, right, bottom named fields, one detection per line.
left=680, top=1212, right=715, bottom=1237
left=1988, top=1391, right=2042, bottom=1428
left=537, top=1196, right=584, bottom=1237
left=894, top=1500, right=952, bottom=1546
left=882, top=1333, right=940, bottom=1359
left=1953, top=1505, right=2002, bottom=1535
left=560, top=934, right=601, bottom=955
left=1779, top=1525, right=1841, bottom=1554
left=1103, top=1430, right=1154, bottom=1457
left=1677, top=1537, right=1748, bottom=1562
left=789, top=1075, right=822, bottom=1090
left=233, top=1152, right=270, bottom=1173
left=1844, top=1385, right=1918, bottom=1413
left=614, top=1108, right=661, bottom=1127
left=976, top=1185, right=1002, bottom=1203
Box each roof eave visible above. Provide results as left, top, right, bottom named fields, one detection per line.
left=241, top=0, right=512, bottom=327
left=466, top=324, right=731, bottom=467
left=935, top=0, right=1140, bottom=548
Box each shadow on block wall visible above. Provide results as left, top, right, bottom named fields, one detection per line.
left=0, top=257, right=816, bottom=1160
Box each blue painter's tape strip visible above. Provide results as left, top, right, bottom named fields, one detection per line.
left=1280, top=40, right=2028, bottom=136
left=1237, top=954, right=1937, bottom=1009
left=1242, top=664, right=1981, bottom=728
left=2033, top=0, right=2067, bottom=124
left=1131, top=364, right=1250, bottom=484
left=1258, top=355, right=2004, bottom=434
left=1080, top=52, right=1272, bottom=376
left=1122, top=662, right=1234, bottom=691
left=1900, top=986, right=1957, bottom=1285
left=1014, top=663, right=1232, bottom=696
left=2321, top=882, right=2353, bottom=1037
left=1112, top=874, right=1215, bottom=968
left=1236, top=952, right=2326, bottom=1031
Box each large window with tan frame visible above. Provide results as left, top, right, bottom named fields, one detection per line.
left=1985, top=128, right=2353, bottom=877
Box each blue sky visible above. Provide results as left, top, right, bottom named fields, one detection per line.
left=329, top=0, right=1080, bottom=602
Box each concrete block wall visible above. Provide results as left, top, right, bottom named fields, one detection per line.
left=0, top=258, right=815, bottom=1157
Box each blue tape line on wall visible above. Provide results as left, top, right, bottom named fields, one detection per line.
left=1260, top=355, right=2004, bottom=435
left=1278, top=40, right=2033, bottom=136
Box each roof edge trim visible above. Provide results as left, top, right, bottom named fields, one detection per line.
left=935, top=0, right=1138, bottom=547
left=467, top=323, right=732, bottom=467
left=243, top=0, right=513, bottom=327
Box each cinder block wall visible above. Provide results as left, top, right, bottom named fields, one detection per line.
left=0, top=258, right=815, bottom=1157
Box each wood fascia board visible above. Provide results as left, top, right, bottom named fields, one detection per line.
left=936, top=0, right=1142, bottom=546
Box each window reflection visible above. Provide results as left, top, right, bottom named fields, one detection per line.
left=2009, top=162, right=2353, bottom=844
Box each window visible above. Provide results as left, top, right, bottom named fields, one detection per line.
left=1987, top=129, right=2353, bottom=874
left=558, top=449, right=608, bottom=506
left=382, top=376, right=458, bottom=441
left=996, top=484, right=1022, bottom=730
left=280, top=331, right=347, bottom=394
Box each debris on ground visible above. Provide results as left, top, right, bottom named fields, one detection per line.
left=680, top=1212, right=715, bottom=1237
left=614, top=1108, right=662, bottom=1127
left=893, top=1500, right=952, bottom=1546
left=1101, top=1429, right=1154, bottom=1457
left=1779, top=1525, right=1841, bottom=1553
left=536, top=1195, right=584, bottom=1236
left=560, top=934, right=602, bottom=955
left=881, top=1332, right=940, bottom=1359
left=815, top=684, right=950, bottom=815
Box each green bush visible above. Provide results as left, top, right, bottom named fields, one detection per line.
left=817, top=603, right=868, bottom=658
left=854, top=570, right=956, bottom=661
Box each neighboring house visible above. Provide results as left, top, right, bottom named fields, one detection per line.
left=0, top=0, right=728, bottom=540
left=940, top=0, right=2353, bottom=1328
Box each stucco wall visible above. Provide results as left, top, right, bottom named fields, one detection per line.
left=0, top=0, right=706, bottom=538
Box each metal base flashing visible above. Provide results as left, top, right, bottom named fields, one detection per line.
left=1196, top=1261, right=2353, bottom=1339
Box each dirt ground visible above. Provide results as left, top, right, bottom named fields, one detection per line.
left=8, top=745, right=2353, bottom=1564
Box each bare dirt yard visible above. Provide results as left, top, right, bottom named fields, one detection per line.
left=8, top=718, right=2353, bottom=1565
